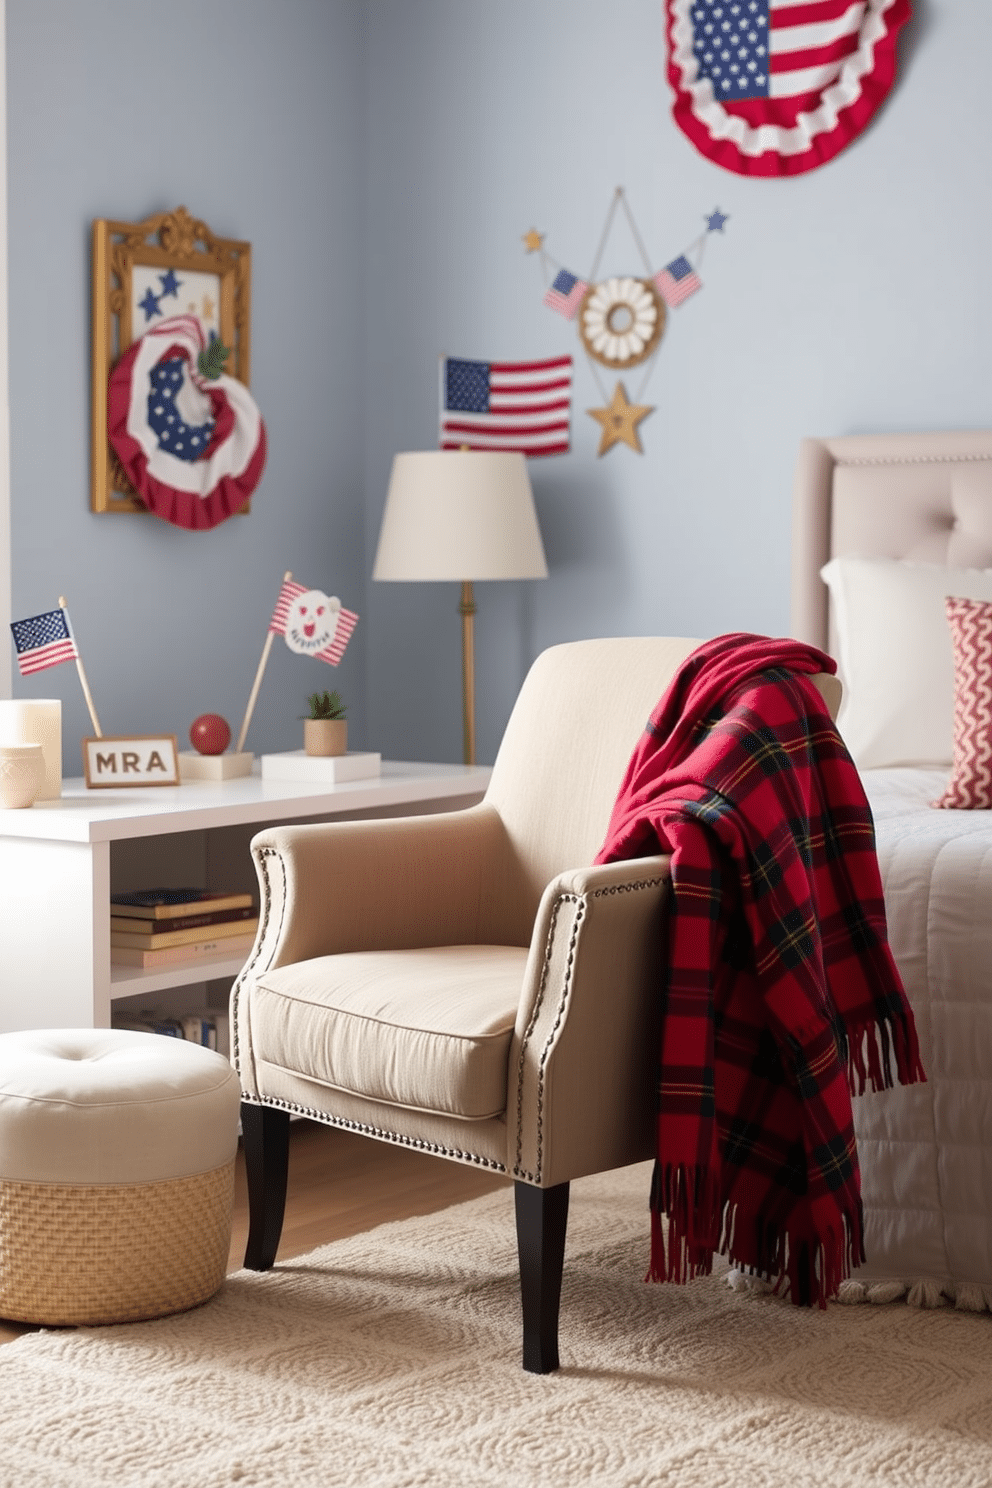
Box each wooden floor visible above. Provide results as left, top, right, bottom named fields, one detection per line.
left=0, top=1121, right=510, bottom=1347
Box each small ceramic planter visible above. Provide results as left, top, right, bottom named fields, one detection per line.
left=304, top=719, right=347, bottom=758
left=0, top=743, right=44, bottom=808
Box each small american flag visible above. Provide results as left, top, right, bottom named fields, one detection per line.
left=440, top=355, right=572, bottom=458
left=654, top=255, right=702, bottom=308
left=10, top=608, right=79, bottom=676
left=269, top=579, right=358, bottom=666
left=542, top=269, right=588, bottom=321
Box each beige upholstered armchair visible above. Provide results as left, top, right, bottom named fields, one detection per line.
left=232, top=637, right=838, bottom=1372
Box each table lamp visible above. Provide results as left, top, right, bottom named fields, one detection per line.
left=373, top=450, right=548, bottom=765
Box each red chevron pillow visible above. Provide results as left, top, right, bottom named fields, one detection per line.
left=934, top=596, right=992, bottom=810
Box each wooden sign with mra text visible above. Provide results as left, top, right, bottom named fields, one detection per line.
left=82, top=735, right=180, bottom=788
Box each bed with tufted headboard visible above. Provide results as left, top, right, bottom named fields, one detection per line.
left=792, top=428, right=992, bottom=649
left=791, top=431, right=992, bottom=1308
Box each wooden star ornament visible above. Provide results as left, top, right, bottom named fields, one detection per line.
left=522, top=228, right=544, bottom=253
left=587, top=382, right=654, bottom=455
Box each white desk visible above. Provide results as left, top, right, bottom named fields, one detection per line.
left=0, top=761, right=491, bottom=1032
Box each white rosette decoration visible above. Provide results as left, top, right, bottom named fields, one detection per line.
left=579, top=276, right=666, bottom=370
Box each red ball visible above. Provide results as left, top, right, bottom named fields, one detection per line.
left=189, top=713, right=231, bottom=756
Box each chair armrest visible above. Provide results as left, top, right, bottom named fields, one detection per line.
left=509, top=855, right=671, bottom=1188
left=243, top=803, right=513, bottom=972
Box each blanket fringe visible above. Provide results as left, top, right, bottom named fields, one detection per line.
left=649, top=1163, right=866, bottom=1308
left=648, top=1163, right=724, bottom=1284
left=834, top=1276, right=992, bottom=1312
left=847, top=1012, right=926, bottom=1097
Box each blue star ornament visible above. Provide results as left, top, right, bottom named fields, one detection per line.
left=138, top=287, right=162, bottom=322
left=159, top=269, right=182, bottom=298
left=706, top=209, right=729, bottom=233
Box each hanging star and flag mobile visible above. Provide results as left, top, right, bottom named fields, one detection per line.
left=528, top=189, right=728, bottom=455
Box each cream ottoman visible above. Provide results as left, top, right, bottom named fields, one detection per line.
left=0, top=1028, right=241, bottom=1325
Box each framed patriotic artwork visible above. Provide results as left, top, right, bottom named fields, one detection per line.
left=665, top=0, right=912, bottom=177
left=91, top=206, right=262, bottom=525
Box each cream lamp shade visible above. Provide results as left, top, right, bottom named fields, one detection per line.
left=373, top=451, right=548, bottom=582
left=373, top=450, right=548, bottom=764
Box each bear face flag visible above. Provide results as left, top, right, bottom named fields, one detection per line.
left=269, top=579, right=358, bottom=666
left=665, top=0, right=911, bottom=177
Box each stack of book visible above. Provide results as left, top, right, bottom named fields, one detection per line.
left=110, top=887, right=258, bottom=968
left=113, top=1007, right=231, bottom=1057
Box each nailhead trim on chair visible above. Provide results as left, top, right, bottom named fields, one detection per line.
left=232, top=847, right=287, bottom=1079
left=513, top=892, right=582, bottom=1184
left=838, top=453, right=992, bottom=467
left=239, top=1095, right=507, bottom=1171
left=512, top=875, right=667, bottom=1184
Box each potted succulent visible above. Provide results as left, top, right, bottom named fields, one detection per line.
left=303, top=690, right=347, bottom=757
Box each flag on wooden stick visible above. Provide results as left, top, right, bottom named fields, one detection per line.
left=10, top=600, right=102, bottom=736
left=236, top=572, right=359, bottom=755
left=268, top=579, right=358, bottom=666
left=10, top=608, right=78, bottom=675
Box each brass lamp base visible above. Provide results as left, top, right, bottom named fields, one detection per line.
left=459, top=580, right=477, bottom=766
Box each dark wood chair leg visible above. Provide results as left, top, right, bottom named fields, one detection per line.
left=514, top=1180, right=570, bottom=1374
left=241, top=1102, right=291, bottom=1271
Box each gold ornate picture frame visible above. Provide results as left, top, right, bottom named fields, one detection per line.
left=91, top=206, right=253, bottom=514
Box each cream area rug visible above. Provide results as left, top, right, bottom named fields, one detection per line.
left=2, top=1162, right=992, bottom=1488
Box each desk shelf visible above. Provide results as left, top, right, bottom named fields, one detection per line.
left=0, top=762, right=491, bottom=1033
left=110, top=950, right=254, bottom=999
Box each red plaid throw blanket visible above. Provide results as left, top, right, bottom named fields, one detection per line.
left=595, top=634, right=925, bottom=1306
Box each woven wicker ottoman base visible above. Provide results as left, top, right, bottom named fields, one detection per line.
left=0, top=1029, right=242, bottom=1326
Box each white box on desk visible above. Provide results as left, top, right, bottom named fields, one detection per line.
left=260, top=750, right=382, bottom=783
left=178, top=751, right=254, bottom=781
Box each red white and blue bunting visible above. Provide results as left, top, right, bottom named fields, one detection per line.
left=665, top=0, right=912, bottom=177
left=107, top=314, right=267, bottom=531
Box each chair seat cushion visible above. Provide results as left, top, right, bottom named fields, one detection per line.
left=251, top=945, right=528, bottom=1119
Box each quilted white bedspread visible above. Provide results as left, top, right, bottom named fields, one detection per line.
left=851, top=766, right=992, bottom=1300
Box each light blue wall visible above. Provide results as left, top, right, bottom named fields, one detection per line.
left=8, top=3, right=991, bottom=773
left=6, top=0, right=367, bottom=758
left=362, top=0, right=992, bottom=765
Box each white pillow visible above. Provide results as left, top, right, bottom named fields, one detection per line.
left=820, top=556, right=992, bottom=769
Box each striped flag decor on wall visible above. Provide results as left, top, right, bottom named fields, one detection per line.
left=654, top=255, right=702, bottom=308
left=440, top=355, right=572, bottom=458
left=542, top=270, right=589, bottom=321
left=665, top=0, right=912, bottom=177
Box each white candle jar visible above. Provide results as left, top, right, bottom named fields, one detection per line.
left=0, top=743, right=44, bottom=808
left=0, top=700, right=62, bottom=799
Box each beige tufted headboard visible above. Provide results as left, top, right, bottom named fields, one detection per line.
left=791, top=431, right=992, bottom=654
